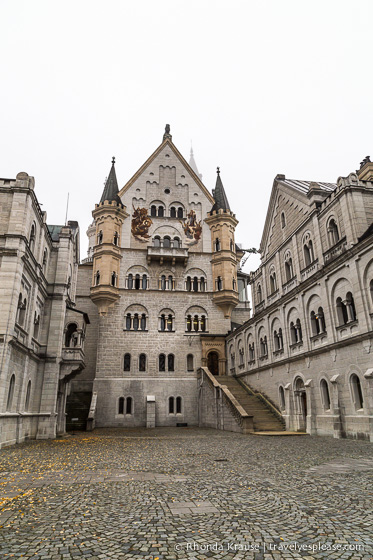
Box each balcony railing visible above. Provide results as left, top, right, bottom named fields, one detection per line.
left=300, top=259, right=319, bottom=282
left=147, top=246, right=189, bottom=266
left=323, top=237, right=347, bottom=265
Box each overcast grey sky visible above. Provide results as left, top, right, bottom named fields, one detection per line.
left=1, top=0, right=372, bottom=273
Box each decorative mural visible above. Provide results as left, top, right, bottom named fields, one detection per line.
left=180, top=209, right=202, bottom=246
left=131, top=206, right=153, bottom=242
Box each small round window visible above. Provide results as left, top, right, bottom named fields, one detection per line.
left=164, top=188, right=170, bottom=194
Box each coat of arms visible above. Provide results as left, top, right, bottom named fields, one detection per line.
left=131, top=206, right=153, bottom=242
left=180, top=209, right=202, bottom=246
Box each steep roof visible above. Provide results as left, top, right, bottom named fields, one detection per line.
left=211, top=169, right=231, bottom=212
left=100, top=158, right=121, bottom=204
left=280, top=178, right=336, bottom=194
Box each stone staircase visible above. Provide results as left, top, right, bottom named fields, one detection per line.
left=217, top=376, right=285, bottom=432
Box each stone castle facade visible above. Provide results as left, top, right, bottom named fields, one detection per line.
left=227, top=158, right=373, bottom=441
left=1, top=127, right=372, bottom=446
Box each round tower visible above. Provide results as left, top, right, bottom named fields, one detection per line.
left=90, top=158, right=129, bottom=316
left=205, top=168, right=239, bottom=318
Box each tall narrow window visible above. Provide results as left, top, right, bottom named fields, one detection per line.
left=159, top=354, right=166, bottom=372
left=279, top=386, right=285, bottom=411
left=328, top=218, right=340, bottom=246
left=133, top=314, right=139, bottom=331
left=200, top=315, right=206, bottom=332
left=161, top=275, right=166, bottom=290
left=186, top=276, right=192, bottom=291
left=350, top=374, right=364, bottom=410
left=113, top=231, right=119, bottom=246
left=177, top=207, right=183, bottom=218
left=128, top=274, right=133, bottom=289
left=167, top=314, right=173, bottom=331
left=168, top=275, right=173, bottom=290
left=126, top=314, right=131, bottom=330
left=158, top=206, right=164, bottom=217
left=142, top=274, right=147, bottom=289
left=6, top=375, right=15, bottom=411
left=126, top=397, right=133, bottom=415
left=29, top=224, right=36, bottom=252
left=153, top=236, right=160, bottom=247
left=193, top=315, right=199, bottom=332
left=336, top=297, right=348, bottom=326
left=193, top=277, right=198, bottom=292
left=111, top=272, right=117, bottom=287
left=160, top=314, right=166, bottom=331
left=123, top=353, right=131, bottom=371
left=281, top=212, right=286, bottom=229
left=186, top=315, right=192, bottom=332
left=170, top=207, right=176, bottom=218
left=139, top=354, right=146, bottom=371
left=169, top=397, right=174, bottom=414
left=187, top=354, right=194, bottom=371
left=25, top=380, right=31, bottom=412
left=168, top=354, right=175, bottom=372
left=140, top=314, right=146, bottom=330
left=215, top=238, right=220, bottom=251
left=97, top=230, right=103, bottom=244
left=257, top=284, right=262, bottom=302
left=118, top=397, right=124, bottom=414
left=163, top=236, right=170, bottom=248
left=135, top=274, right=140, bottom=290
left=151, top=205, right=157, bottom=217
left=95, top=271, right=100, bottom=286
left=217, top=277, right=222, bottom=291
left=320, top=380, right=331, bottom=411
left=176, top=396, right=182, bottom=414
left=200, top=277, right=205, bottom=292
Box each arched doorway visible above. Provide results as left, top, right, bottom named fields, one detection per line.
left=207, top=351, right=219, bottom=376
left=294, top=377, right=307, bottom=431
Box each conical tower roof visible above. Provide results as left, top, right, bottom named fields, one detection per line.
left=211, top=167, right=231, bottom=212
left=189, top=146, right=202, bottom=179
left=100, top=157, right=122, bottom=204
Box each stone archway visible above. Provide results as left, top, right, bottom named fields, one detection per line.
left=207, top=351, right=219, bottom=376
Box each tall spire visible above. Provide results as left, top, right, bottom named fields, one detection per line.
left=189, top=144, right=203, bottom=180
left=100, top=157, right=121, bottom=205
left=211, top=167, right=231, bottom=212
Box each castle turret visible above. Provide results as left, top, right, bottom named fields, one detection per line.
left=205, top=168, right=239, bottom=318
left=90, top=158, right=129, bottom=315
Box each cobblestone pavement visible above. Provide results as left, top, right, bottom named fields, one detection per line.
left=0, top=428, right=372, bottom=560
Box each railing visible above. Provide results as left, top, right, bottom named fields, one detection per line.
left=323, top=237, right=347, bottom=265
left=147, top=246, right=189, bottom=265
left=237, top=378, right=285, bottom=427
left=86, top=392, right=97, bottom=431
left=282, top=276, right=297, bottom=294
left=300, top=259, right=319, bottom=281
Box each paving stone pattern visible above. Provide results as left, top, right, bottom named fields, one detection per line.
left=0, top=428, right=372, bottom=560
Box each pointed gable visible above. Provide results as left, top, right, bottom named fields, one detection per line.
left=260, top=175, right=337, bottom=260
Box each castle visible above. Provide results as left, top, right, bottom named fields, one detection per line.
left=1, top=127, right=372, bottom=447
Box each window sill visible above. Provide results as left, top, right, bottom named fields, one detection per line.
left=259, top=355, right=268, bottom=361
left=124, top=329, right=148, bottom=332
left=248, top=359, right=256, bottom=365
left=336, top=320, right=358, bottom=330
left=273, top=349, right=284, bottom=357
left=289, top=341, right=303, bottom=350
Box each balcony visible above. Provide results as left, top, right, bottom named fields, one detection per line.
left=323, top=237, right=347, bottom=265
left=60, top=347, right=86, bottom=380
left=300, top=259, right=319, bottom=282
left=282, top=276, right=298, bottom=294
left=147, top=246, right=189, bottom=266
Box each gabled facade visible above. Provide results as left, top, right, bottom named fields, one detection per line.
left=69, top=126, right=247, bottom=428
left=227, top=163, right=373, bottom=441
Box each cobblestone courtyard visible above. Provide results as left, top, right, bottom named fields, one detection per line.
left=0, top=428, right=372, bottom=560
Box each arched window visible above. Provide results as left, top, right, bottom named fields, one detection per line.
left=193, top=277, right=198, bottom=292
left=248, top=343, right=255, bottom=361
left=217, top=277, right=223, bottom=291
left=160, top=314, right=166, bottom=331
left=170, top=206, right=176, bottom=218
left=29, top=223, right=36, bottom=252
left=257, top=284, right=262, bottom=303
left=290, top=319, right=302, bottom=344
left=281, top=212, right=286, bottom=229
left=200, top=277, right=205, bottom=292
left=269, top=270, right=277, bottom=293
left=260, top=336, right=268, bottom=357
left=193, top=315, right=199, bottom=332
left=25, top=380, right=31, bottom=411
left=346, top=292, right=357, bottom=322
left=161, top=275, right=166, bottom=290
left=303, top=233, right=314, bottom=266
left=142, top=274, right=147, bottom=289
left=42, top=249, right=48, bottom=274
left=159, top=354, right=166, bottom=372
left=97, top=230, right=103, bottom=244
left=327, top=218, right=340, bottom=246
left=284, top=251, right=293, bottom=282
left=350, top=374, right=364, bottom=410
left=123, top=353, right=131, bottom=371
left=177, top=207, right=183, bottom=218
left=186, top=315, right=192, bottom=331
left=186, top=276, right=192, bottom=291
left=65, top=323, right=78, bottom=347
left=95, top=271, right=100, bottom=286
left=127, top=273, right=133, bottom=289
left=274, top=329, right=283, bottom=351
left=320, top=379, right=331, bottom=411
left=158, top=206, right=164, bottom=217
left=310, top=308, right=326, bottom=335
left=125, top=314, right=131, bottom=330
left=279, top=386, right=285, bottom=411
left=215, top=238, right=220, bottom=252
left=118, top=397, right=125, bottom=414
left=153, top=236, right=161, bottom=247
left=126, top=397, right=133, bottom=415
left=232, top=277, right=236, bottom=290
left=151, top=205, right=157, bottom=217
left=133, top=313, right=139, bottom=331
left=163, top=236, right=171, bottom=248
left=140, top=313, right=147, bottom=330
left=167, top=314, right=173, bottom=331
left=176, top=396, right=182, bottom=414
left=17, top=294, right=27, bottom=327
left=200, top=315, right=206, bottom=332
left=33, top=312, right=40, bottom=339
left=168, top=354, right=174, bottom=371
left=230, top=239, right=234, bottom=252
left=169, top=396, right=174, bottom=414
left=168, top=275, right=174, bottom=290
left=6, top=375, right=15, bottom=411
left=139, top=353, right=146, bottom=371
left=187, top=354, right=194, bottom=371
left=173, top=237, right=180, bottom=248
left=113, top=231, right=119, bottom=246
left=134, top=274, right=141, bottom=290
left=111, top=272, right=117, bottom=287
left=336, top=297, right=348, bottom=326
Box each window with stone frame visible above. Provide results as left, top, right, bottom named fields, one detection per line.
left=123, top=353, right=131, bottom=371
